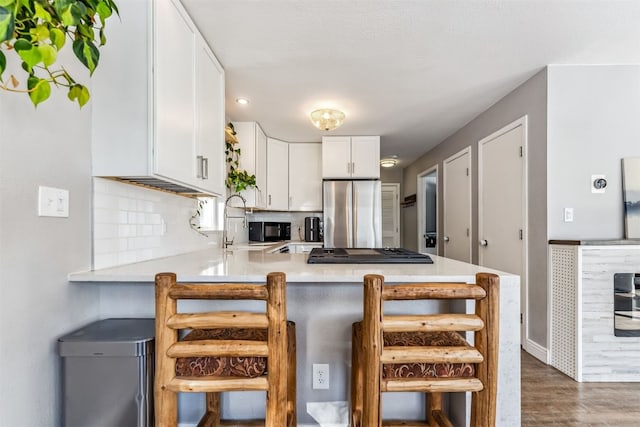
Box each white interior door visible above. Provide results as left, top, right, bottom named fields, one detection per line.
left=443, top=147, right=471, bottom=262
left=479, top=117, right=527, bottom=344
left=382, top=183, right=400, bottom=248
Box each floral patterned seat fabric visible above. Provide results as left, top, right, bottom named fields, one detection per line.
left=175, top=322, right=295, bottom=378
left=354, top=322, right=476, bottom=379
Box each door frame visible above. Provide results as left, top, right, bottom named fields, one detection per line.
left=443, top=146, right=472, bottom=262
left=381, top=183, right=401, bottom=248
left=417, top=164, right=438, bottom=254
left=478, top=115, right=530, bottom=355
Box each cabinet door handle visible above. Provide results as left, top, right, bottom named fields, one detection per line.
left=289, top=196, right=292, bottom=208
left=351, top=162, right=355, bottom=175
left=347, top=162, right=351, bottom=174
left=269, top=194, right=272, bottom=206
left=196, top=155, right=204, bottom=179
left=202, top=157, right=209, bottom=180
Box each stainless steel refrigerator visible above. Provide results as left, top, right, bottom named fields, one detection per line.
left=323, top=180, right=382, bottom=248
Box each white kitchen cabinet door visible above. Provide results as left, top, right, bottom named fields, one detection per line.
left=289, top=143, right=322, bottom=211
left=91, top=0, right=225, bottom=196
left=232, top=122, right=267, bottom=208
left=255, top=125, right=268, bottom=208
left=267, top=138, right=289, bottom=210
left=194, top=39, right=225, bottom=196
left=154, top=0, right=196, bottom=184
left=322, top=136, right=352, bottom=178
left=351, top=136, right=380, bottom=178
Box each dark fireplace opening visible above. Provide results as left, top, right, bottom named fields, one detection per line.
left=614, top=273, right=640, bottom=337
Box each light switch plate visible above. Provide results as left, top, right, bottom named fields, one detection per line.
left=564, top=208, right=574, bottom=223
left=38, top=186, right=69, bottom=217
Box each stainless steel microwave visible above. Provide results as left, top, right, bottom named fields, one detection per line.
left=248, top=222, right=291, bottom=242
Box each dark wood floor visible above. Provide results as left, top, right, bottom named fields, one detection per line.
left=521, top=351, right=640, bottom=426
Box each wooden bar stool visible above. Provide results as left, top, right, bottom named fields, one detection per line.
left=350, top=273, right=499, bottom=427
left=155, top=271, right=296, bottom=427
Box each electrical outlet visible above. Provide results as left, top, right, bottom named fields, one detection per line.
left=312, top=363, right=329, bottom=389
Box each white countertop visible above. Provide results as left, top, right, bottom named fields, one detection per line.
left=68, top=246, right=514, bottom=283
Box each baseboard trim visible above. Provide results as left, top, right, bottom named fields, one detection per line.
left=524, top=338, right=549, bottom=364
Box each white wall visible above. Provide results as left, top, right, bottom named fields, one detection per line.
left=547, top=65, right=640, bottom=239
left=0, top=64, right=99, bottom=425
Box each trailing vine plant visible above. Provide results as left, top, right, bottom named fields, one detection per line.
left=189, top=198, right=208, bottom=237
left=0, top=0, right=119, bottom=107
left=225, top=122, right=258, bottom=193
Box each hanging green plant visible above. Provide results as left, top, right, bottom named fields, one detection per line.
left=0, top=0, right=119, bottom=107
left=225, top=122, right=258, bottom=193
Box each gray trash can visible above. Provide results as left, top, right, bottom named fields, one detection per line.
left=58, top=318, right=155, bottom=427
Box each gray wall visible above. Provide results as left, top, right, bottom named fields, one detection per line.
left=403, top=68, right=549, bottom=346
left=547, top=65, right=640, bottom=239
left=0, top=62, right=99, bottom=425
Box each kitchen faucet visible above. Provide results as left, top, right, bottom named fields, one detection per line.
left=223, top=193, right=247, bottom=249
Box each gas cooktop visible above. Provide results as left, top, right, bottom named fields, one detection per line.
left=307, top=247, right=433, bottom=264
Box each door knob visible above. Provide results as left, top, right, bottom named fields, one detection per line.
left=443, top=236, right=450, bottom=242
left=479, top=239, right=488, bottom=247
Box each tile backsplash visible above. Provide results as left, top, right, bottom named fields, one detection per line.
left=92, top=178, right=218, bottom=269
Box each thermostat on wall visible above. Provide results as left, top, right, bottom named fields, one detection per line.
left=592, top=175, right=607, bottom=194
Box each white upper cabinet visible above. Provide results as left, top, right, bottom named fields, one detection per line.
left=289, top=143, right=322, bottom=211
left=266, top=138, right=289, bottom=211
left=231, top=122, right=267, bottom=209
left=322, top=136, right=380, bottom=179
left=193, top=40, right=225, bottom=196
left=350, top=136, right=381, bottom=178
left=154, top=0, right=196, bottom=185
left=91, top=0, right=225, bottom=196
left=321, top=136, right=351, bottom=178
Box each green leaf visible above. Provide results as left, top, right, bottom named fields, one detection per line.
left=0, top=1, right=15, bottom=8
left=17, top=44, right=42, bottom=67
left=14, top=38, right=32, bottom=51
left=99, top=27, right=106, bottom=46
left=30, top=24, right=49, bottom=42
left=0, top=50, right=5, bottom=80
left=67, top=84, right=90, bottom=107
left=57, top=0, right=84, bottom=26
left=0, top=5, right=14, bottom=44
left=77, top=23, right=93, bottom=40
left=27, top=76, right=51, bottom=106
left=72, top=39, right=99, bottom=74
left=34, top=2, right=52, bottom=21
left=50, top=27, right=66, bottom=50
left=38, top=44, right=57, bottom=66
left=96, top=1, right=112, bottom=21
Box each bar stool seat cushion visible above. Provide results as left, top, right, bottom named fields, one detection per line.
left=175, top=322, right=295, bottom=378
left=354, top=322, right=476, bottom=379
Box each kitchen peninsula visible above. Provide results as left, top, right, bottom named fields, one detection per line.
left=69, top=246, right=520, bottom=426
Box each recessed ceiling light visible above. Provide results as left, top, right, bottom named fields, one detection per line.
left=236, top=98, right=250, bottom=105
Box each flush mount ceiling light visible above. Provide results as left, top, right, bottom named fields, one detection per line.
left=310, top=108, right=346, bottom=131
left=380, top=157, right=399, bottom=168
left=235, top=98, right=250, bottom=105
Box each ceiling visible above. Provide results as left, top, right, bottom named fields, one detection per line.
left=182, top=0, right=640, bottom=167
